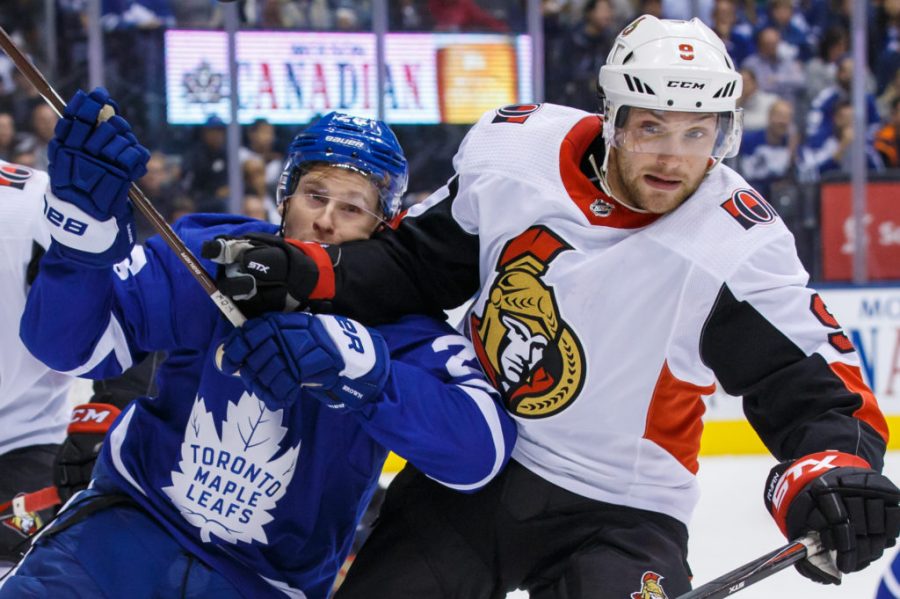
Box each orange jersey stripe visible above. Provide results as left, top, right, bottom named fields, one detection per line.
left=644, top=361, right=716, bottom=474
left=829, top=362, right=890, bottom=445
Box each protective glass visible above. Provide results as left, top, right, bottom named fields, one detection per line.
left=276, top=161, right=394, bottom=220
left=286, top=177, right=385, bottom=227
left=609, top=107, right=743, bottom=159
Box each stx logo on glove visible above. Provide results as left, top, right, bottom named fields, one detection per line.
left=770, top=454, right=840, bottom=510
left=43, top=195, right=88, bottom=236
left=247, top=261, right=270, bottom=274
left=335, top=316, right=365, bottom=354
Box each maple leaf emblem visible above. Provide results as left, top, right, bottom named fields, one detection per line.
left=163, top=393, right=301, bottom=545
left=182, top=60, right=225, bottom=104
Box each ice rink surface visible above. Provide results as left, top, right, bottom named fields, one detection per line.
left=506, top=451, right=900, bottom=599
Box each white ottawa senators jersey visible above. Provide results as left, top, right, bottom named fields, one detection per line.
left=397, top=103, right=887, bottom=525
left=0, top=160, right=71, bottom=455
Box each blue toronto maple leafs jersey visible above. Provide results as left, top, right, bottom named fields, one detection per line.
left=20, top=214, right=516, bottom=599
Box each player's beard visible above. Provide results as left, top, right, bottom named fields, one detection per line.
left=608, top=148, right=707, bottom=215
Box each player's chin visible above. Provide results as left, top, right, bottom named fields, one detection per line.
left=636, top=188, right=689, bottom=215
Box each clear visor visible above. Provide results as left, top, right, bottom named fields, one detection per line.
left=276, top=162, right=391, bottom=219
left=280, top=165, right=387, bottom=226
left=609, top=107, right=742, bottom=159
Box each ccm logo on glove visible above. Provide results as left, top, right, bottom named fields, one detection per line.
left=70, top=403, right=120, bottom=434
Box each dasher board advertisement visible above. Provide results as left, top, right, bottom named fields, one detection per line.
left=165, top=30, right=533, bottom=125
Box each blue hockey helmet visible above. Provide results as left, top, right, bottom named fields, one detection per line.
left=276, top=112, right=408, bottom=222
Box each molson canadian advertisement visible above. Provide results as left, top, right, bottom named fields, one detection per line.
left=165, top=30, right=533, bottom=125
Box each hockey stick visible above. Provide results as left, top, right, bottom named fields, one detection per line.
left=676, top=534, right=825, bottom=598
left=0, top=486, right=61, bottom=518
left=0, top=27, right=246, bottom=327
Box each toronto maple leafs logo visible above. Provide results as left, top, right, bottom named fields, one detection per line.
left=163, top=393, right=301, bottom=545
left=182, top=61, right=225, bottom=104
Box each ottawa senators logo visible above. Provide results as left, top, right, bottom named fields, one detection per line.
left=492, top=104, right=542, bottom=124
left=0, top=163, right=32, bottom=190
left=469, top=226, right=585, bottom=418
left=1, top=510, right=42, bottom=538
left=720, top=188, right=777, bottom=230
left=631, top=571, right=668, bottom=599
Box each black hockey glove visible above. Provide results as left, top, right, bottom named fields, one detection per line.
left=764, top=450, right=900, bottom=585
left=54, top=403, right=121, bottom=504
left=201, top=233, right=329, bottom=319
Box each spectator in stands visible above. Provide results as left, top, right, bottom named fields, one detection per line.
left=875, top=97, right=900, bottom=169
left=799, top=100, right=883, bottom=178
left=389, top=0, right=430, bottom=30
left=172, top=0, right=222, bottom=28
left=872, top=0, right=900, bottom=96
left=253, top=0, right=305, bottom=29
left=241, top=118, right=283, bottom=196
left=242, top=156, right=279, bottom=223
left=711, top=0, right=755, bottom=67
left=804, top=25, right=849, bottom=105
left=661, top=0, right=712, bottom=23
left=805, top=55, right=880, bottom=148
left=878, top=68, right=900, bottom=122
left=736, top=67, right=777, bottom=133
left=4, top=69, right=42, bottom=133
left=241, top=194, right=269, bottom=221
left=293, top=0, right=337, bottom=30
left=137, top=151, right=177, bottom=241
left=556, top=0, right=618, bottom=111
left=10, top=136, right=36, bottom=168
left=102, top=0, right=175, bottom=150
left=0, top=112, right=18, bottom=162
left=182, top=115, right=229, bottom=213
left=166, top=194, right=196, bottom=224
left=755, top=0, right=813, bottom=61
left=428, top=0, right=509, bottom=32
left=638, top=0, right=663, bottom=19
left=742, top=26, right=805, bottom=105
left=26, top=103, right=56, bottom=171
left=739, top=98, right=798, bottom=197
left=334, top=6, right=362, bottom=30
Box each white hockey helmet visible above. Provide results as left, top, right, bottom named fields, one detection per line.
left=596, top=15, right=743, bottom=194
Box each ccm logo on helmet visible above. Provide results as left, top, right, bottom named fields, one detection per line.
left=720, top=188, right=777, bottom=230
left=667, top=80, right=705, bottom=89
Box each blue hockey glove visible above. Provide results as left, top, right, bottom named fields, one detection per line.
left=219, top=312, right=390, bottom=411
left=46, top=87, right=150, bottom=268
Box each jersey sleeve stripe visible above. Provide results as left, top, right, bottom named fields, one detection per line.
left=428, top=384, right=508, bottom=492
left=61, top=313, right=133, bottom=376
left=829, top=362, right=890, bottom=444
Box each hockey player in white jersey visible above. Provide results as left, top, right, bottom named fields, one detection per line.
left=209, top=15, right=900, bottom=599
left=0, top=161, right=72, bottom=564
left=1, top=90, right=516, bottom=598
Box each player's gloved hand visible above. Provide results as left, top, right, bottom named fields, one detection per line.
left=219, top=312, right=390, bottom=411
left=764, top=450, right=900, bottom=584
left=201, top=233, right=328, bottom=318
left=46, top=87, right=150, bottom=268
left=54, top=402, right=122, bottom=504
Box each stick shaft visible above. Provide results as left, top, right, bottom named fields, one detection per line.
left=677, top=536, right=816, bottom=599
left=0, top=486, right=61, bottom=517
left=0, top=26, right=246, bottom=327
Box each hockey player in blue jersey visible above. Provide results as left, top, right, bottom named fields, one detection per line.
left=0, top=88, right=516, bottom=598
